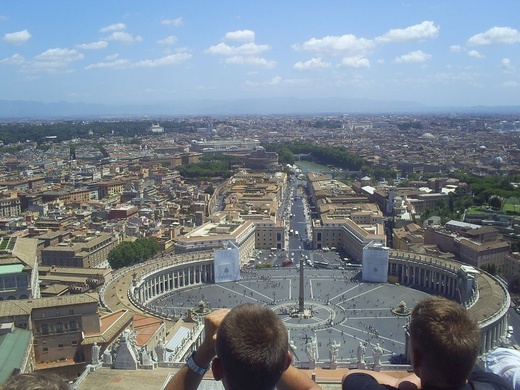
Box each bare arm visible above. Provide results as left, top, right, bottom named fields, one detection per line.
left=396, top=373, right=421, bottom=390
left=342, top=370, right=421, bottom=390
left=276, top=365, right=321, bottom=390
left=165, top=309, right=230, bottom=390
left=343, top=369, right=401, bottom=388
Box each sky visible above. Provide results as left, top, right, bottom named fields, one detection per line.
left=1, top=1, right=520, bottom=108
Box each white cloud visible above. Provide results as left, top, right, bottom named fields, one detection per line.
left=375, top=21, right=439, bottom=44
left=294, top=34, right=374, bottom=56
left=269, top=76, right=282, bottom=85
left=224, top=30, right=255, bottom=42
left=502, top=81, right=520, bottom=88
left=100, top=23, right=126, bottom=32
left=467, top=27, right=520, bottom=46
left=206, top=42, right=269, bottom=56
left=157, top=35, right=177, bottom=45
left=0, top=53, right=26, bottom=65
left=25, top=48, right=84, bottom=73
left=339, top=55, right=370, bottom=68
left=86, top=52, right=192, bottom=69
left=241, top=76, right=309, bottom=89
left=134, top=53, right=192, bottom=67
left=225, top=56, right=276, bottom=68
left=501, top=58, right=515, bottom=72
left=3, top=29, right=31, bottom=45
left=161, top=17, right=183, bottom=27
left=85, top=59, right=130, bottom=70
left=105, top=53, right=120, bottom=61
left=35, top=48, right=84, bottom=63
left=105, top=31, right=143, bottom=43
left=395, top=50, right=431, bottom=63
left=293, top=57, right=331, bottom=71
left=76, top=41, right=108, bottom=50
left=450, top=45, right=462, bottom=52
left=0, top=15, right=7, bottom=21
left=467, top=50, right=484, bottom=59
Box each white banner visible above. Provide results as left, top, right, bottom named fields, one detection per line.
left=214, top=246, right=241, bottom=283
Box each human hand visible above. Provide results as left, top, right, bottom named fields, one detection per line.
left=195, top=309, right=230, bottom=367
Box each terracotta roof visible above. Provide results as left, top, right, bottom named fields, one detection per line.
left=29, top=293, right=99, bottom=309
left=82, top=309, right=134, bottom=345
left=0, top=300, right=32, bottom=316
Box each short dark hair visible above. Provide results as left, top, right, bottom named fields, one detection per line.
left=215, top=304, right=289, bottom=390
left=1, top=372, right=68, bottom=390
left=409, top=296, right=480, bottom=385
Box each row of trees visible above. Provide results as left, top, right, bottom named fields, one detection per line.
left=264, top=142, right=398, bottom=181
left=0, top=119, right=208, bottom=146
left=175, top=155, right=242, bottom=180
left=264, top=142, right=365, bottom=170
left=108, top=237, right=160, bottom=270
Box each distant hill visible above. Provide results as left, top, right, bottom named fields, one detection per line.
left=0, top=98, right=519, bottom=120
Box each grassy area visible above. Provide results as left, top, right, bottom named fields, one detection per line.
left=502, top=203, right=520, bottom=213
left=465, top=206, right=494, bottom=215
left=502, top=197, right=520, bottom=213
left=466, top=204, right=520, bottom=216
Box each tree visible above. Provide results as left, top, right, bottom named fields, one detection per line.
left=108, top=237, right=159, bottom=269
left=205, top=183, right=215, bottom=195
left=488, top=196, right=502, bottom=210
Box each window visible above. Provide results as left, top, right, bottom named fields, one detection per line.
left=43, top=347, right=48, bottom=353
left=69, top=320, right=77, bottom=331
left=40, top=323, right=49, bottom=335
left=58, top=344, right=64, bottom=349
left=69, top=309, right=74, bottom=315
left=71, top=340, right=77, bottom=346
left=55, top=322, right=64, bottom=333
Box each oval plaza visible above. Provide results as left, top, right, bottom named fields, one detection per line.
left=105, top=245, right=511, bottom=366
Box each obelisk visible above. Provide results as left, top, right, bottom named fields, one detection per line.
left=298, top=258, right=304, bottom=312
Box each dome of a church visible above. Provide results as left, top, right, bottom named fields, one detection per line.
left=419, top=132, right=435, bottom=140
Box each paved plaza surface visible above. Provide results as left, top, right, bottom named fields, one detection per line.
left=150, top=267, right=430, bottom=366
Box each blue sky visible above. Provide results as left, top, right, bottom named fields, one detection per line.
left=1, top=1, right=520, bottom=108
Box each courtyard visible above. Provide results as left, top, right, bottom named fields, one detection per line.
left=150, top=267, right=430, bottom=366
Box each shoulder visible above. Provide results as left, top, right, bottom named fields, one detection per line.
left=343, top=373, right=393, bottom=390
left=469, top=370, right=514, bottom=390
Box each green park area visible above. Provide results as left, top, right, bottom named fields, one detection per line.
left=501, top=197, right=520, bottom=213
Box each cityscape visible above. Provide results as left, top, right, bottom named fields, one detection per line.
left=0, top=113, right=519, bottom=388
left=2, top=1, right=520, bottom=389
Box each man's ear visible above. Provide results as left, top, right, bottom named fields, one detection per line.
left=285, top=351, right=292, bottom=371
left=212, top=357, right=224, bottom=381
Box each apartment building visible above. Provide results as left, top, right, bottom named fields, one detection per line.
left=0, top=190, right=21, bottom=218
left=313, top=216, right=386, bottom=262
left=40, top=233, right=119, bottom=268
left=425, top=224, right=510, bottom=269
left=0, top=293, right=100, bottom=364
left=254, top=219, right=285, bottom=250
left=174, top=214, right=256, bottom=264
left=0, top=237, right=39, bottom=301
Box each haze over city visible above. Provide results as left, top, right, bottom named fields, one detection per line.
left=1, top=1, right=520, bottom=116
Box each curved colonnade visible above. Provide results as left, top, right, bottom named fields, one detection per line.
left=101, top=249, right=510, bottom=358
left=389, top=250, right=510, bottom=354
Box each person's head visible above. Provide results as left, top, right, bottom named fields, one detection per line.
left=1, top=372, right=68, bottom=390
left=213, top=304, right=291, bottom=390
left=409, top=296, right=480, bottom=386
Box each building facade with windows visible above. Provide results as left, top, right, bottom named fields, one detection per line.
left=0, top=293, right=100, bottom=364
